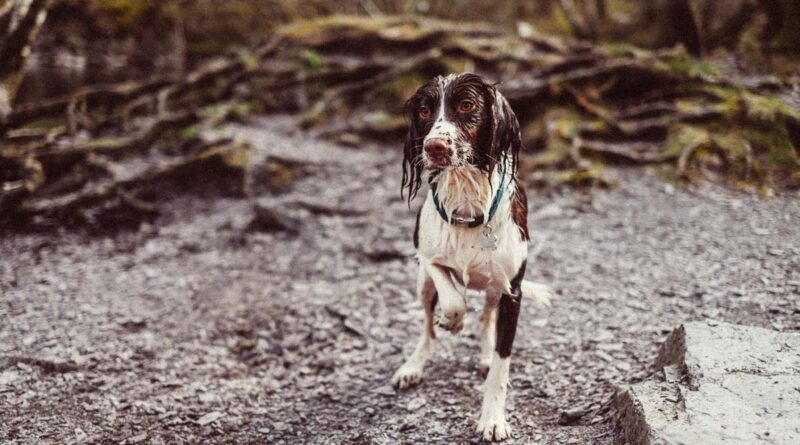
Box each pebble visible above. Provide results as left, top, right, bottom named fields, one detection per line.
left=197, top=411, right=223, bottom=426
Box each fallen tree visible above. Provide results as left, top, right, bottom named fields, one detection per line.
left=1, top=15, right=798, bottom=229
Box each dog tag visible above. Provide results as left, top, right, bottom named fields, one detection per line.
left=479, top=225, right=498, bottom=250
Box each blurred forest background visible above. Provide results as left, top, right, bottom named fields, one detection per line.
left=1, top=0, right=799, bottom=229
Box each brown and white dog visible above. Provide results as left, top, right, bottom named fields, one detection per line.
left=393, top=73, right=553, bottom=442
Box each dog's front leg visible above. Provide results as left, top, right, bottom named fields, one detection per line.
left=477, top=270, right=524, bottom=441
left=392, top=266, right=437, bottom=389
left=477, top=292, right=500, bottom=375
left=424, top=262, right=466, bottom=334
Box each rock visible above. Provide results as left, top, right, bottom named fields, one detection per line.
left=247, top=201, right=302, bottom=234
left=558, top=407, right=590, bottom=425
left=406, top=397, right=426, bottom=411
left=614, top=321, right=800, bottom=445
left=123, top=433, right=148, bottom=444
left=196, top=411, right=224, bottom=426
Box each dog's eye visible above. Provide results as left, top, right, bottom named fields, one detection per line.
left=458, top=100, right=476, bottom=113
left=418, top=106, right=431, bottom=119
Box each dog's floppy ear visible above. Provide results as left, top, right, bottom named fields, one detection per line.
left=401, top=98, right=424, bottom=204
left=489, top=87, right=523, bottom=174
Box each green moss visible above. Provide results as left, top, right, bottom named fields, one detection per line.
left=740, top=92, right=800, bottom=125
left=202, top=104, right=223, bottom=118
left=301, top=49, right=324, bottom=72
left=373, top=73, right=429, bottom=111
left=664, top=126, right=711, bottom=159
left=183, top=125, right=199, bottom=140
left=266, top=161, right=298, bottom=188
left=662, top=53, right=720, bottom=79
left=219, top=143, right=250, bottom=168
left=92, top=0, right=150, bottom=28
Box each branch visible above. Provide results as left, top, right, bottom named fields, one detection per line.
left=0, top=0, right=50, bottom=118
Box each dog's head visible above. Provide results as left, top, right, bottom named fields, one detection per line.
left=401, top=73, right=522, bottom=203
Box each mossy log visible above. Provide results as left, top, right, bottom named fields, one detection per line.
left=1, top=15, right=798, bottom=229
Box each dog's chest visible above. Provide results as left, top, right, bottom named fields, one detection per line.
left=417, top=199, right=526, bottom=293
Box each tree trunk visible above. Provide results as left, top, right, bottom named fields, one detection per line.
left=0, top=0, right=50, bottom=120
left=666, top=0, right=702, bottom=55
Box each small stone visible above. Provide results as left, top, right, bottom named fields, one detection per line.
left=616, top=361, right=632, bottom=372
left=407, top=397, right=426, bottom=411
left=663, top=365, right=680, bottom=383
left=372, top=385, right=396, bottom=396
left=197, top=411, right=223, bottom=426
left=595, top=351, right=614, bottom=362
left=126, top=433, right=147, bottom=444
left=558, top=407, right=589, bottom=425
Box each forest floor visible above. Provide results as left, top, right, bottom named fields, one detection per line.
left=1, top=116, right=799, bottom=445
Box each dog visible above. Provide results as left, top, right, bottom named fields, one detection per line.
left=392, top=73, right=553, bottom=442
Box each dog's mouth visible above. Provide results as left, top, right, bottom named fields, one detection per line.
left=425, top=155, right=450, bottom=169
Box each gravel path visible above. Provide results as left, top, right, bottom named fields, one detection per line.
left=1, top=117, right=798, bottom=445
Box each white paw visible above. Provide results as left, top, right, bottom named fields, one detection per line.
left=391, top=363, right=423, bottom=389
left=436, top=306, right=465, bottom=333
left=478, top=357, right=491, bottom=377
left=477, top=412, right=512, bottom=442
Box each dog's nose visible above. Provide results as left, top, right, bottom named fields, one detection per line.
left=424, top=139, right=448, bottom=158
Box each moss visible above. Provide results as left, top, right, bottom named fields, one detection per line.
left=740, top=92, right=800, bottom=125
left=85, top=137, right=126, bottom=150
left=547, top=108, right=585, bottom=140
left=301, top=49, right=324, bottom=72
left=372, top=73, right=429, bottom=111
left=661, top=53, right=720, bottom=79
left=233, top=101, right=259, bottom=117
left=265, top=160, right=298, bottom=188
left=91, top=0, right=151, bottom=28
left=201, top=104, right=223, bottom=118
left=183, top=125, right=199, bottom=141
left=218, top=143, right=250, bottom=168
left=664, top=126, right=710, bottom=159
left=523, top=138, right=572, bottom=169
left=278, top=15, right=413, bottom=47
left=601, top=41, right=650, bottom=58
left=296, top=100, right=327, bottom=129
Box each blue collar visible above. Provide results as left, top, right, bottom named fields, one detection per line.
left=428, top=163, right=508, bottom=228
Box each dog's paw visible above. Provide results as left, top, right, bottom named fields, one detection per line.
left=477, top=413, right=512, bottom=442
left=477, top=360, right=491, bottom=378
left=436, top=306, right=465, bottom=334
left=391, top=363, right=423, bottom=389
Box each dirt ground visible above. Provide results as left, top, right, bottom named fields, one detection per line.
left=1, top=117, right=798, bottom=445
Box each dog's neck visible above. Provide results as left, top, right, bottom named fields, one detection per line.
left=430, top=165, right=505, bottom=219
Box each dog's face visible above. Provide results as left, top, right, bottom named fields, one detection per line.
left=401, top=73, right=522, bottom=202
left=407, top=73, right=495, bottom=169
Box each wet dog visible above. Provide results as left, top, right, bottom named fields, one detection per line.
left=392, top=73, right=552, bottom=442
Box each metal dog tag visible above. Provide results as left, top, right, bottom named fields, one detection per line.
left=479, top=225, right=498, bottom=250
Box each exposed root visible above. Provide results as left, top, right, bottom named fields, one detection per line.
left=1, top=15, right=797, bottom=229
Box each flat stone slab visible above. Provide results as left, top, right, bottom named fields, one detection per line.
left=614, top=321, right=800, bottom=445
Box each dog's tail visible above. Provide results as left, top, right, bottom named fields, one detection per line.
left=519, top=280, right=554, bottom=309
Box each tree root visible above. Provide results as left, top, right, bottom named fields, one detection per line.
left=1, top=15, right=798, bottom=229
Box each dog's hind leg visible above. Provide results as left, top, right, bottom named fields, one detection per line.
left=391, top=266, right=437, bottom=389
left=476, top=261, right=525, bottom=442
